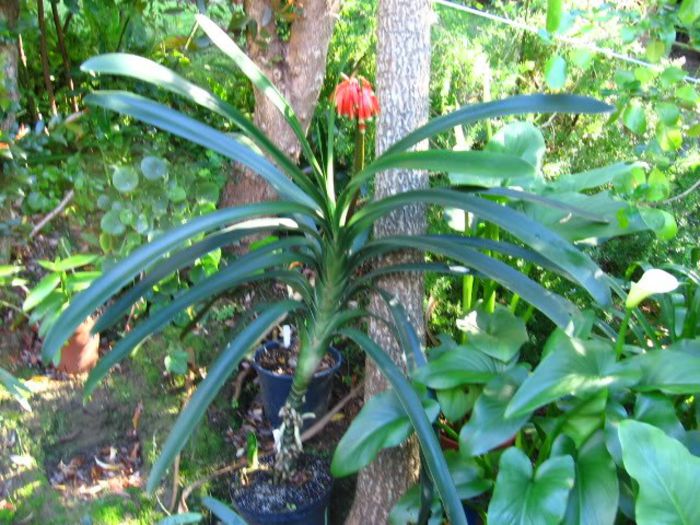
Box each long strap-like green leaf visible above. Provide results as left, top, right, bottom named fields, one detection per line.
left=348, top=188, right=610, bottom=306
left=85, top=90, right=319, bottom=211
left=195, top=15, right=324, bottom=184
left=94, top=229, right=315, bottom=333
left=42, top=201, right=312, bottom=362
left=339, top=328, right=468, bottom=525
left=147, top=300, right=302, bottom=492
left=381, top=94, right=612, bottom=156
left=361, top=235, right=579, bottom=329
left=81, top=53, right=324, bottom=206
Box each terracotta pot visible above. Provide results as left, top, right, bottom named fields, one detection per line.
left=57, top=317, right=100, bottom=374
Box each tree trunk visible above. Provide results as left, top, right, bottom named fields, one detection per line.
left=345, top=0, right=432, bottom=523
left=0, top=0, right=19, bottom=135
left=220, top=0, right=339, bottom=209
left=1, top=0, right=19, bottom=264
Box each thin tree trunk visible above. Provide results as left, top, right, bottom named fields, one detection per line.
left=50, top=0, right=79, bottom=112
left=37, top=0, right=57, bottom=116
left=0, top=0, right=19, bottom=264
left=345, top=0, right=432, bottom=523
left=0, top=0, right=19, bottom=135
left=220, top=0, right=339, bottom=209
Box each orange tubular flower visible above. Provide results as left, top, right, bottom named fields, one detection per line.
left=332, top=74, right=380, bottom=133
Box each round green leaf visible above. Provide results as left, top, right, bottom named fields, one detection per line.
left=622, top=101, right=647, bottom=135
left=545, top=55, right=568, bottom=90
left=119, top=208, right=135, bottom=226
left=97, top=195, right=111, bottom=210
left=100, top=209, right=126, bottom=236
left=112, top=166, right=139, bottom=194
left=141, top=156, right=168, bottom=180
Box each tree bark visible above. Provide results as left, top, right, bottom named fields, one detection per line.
left=0, top=0, right=19, bottom=265
left=345, top=0, right=432, bottom=523
left=0, top=0, right=19, bottom=135
left=220, top=0, right=340, bottom=208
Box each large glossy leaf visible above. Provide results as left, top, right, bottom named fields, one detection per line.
left=634, top=392, right=685, bottom=440
left=485, top=121, right=545, bottom=172
left=376, top=289, right=427, bottom=370
left=0, top=367, right=32, bottom=412
left=359, top=234, right=579, bottom=329
left=340, top=328, right=466, bottom=525
left=487, top=447, right=574, bottom=525
left=349, top=189, right=610, bottom=307
left=85, top=250, right=304, bottom=398
left=342, top=150, right=535, bottom=204
left=80, top=54, right=317, bottom=199
left=381, top=94, right=611, bottom=157
left=552, top=431, right=619, bottom=525
left=147, top=301, right=299, bottom=492
left=84, top=91, right=318, bottom=210
left=457, top=304, right=528, bottom=362
left=506, top=330, right=641, bottom=417
left=630, top=344, right=700, bottom=394
left=195, top=15, right=322, bottom=180
left=619, top=420, right=700, bottom=525
left=331, top=388, right=440, bottom=477
left=459, top=366, right=531, bottom=457
left=42, top=202, right=311, bottom=363
left=413, top=343, right=501, bottom=389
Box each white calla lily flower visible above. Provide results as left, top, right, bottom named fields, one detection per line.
left=625, top=268, right=679, bottom=309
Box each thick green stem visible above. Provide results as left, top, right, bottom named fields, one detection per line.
left=273, top=244, right=345, bottom=482
left=615, top=308, right=632, bottom=359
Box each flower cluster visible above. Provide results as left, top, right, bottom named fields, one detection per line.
left=332, top=74, right=380, bottom=133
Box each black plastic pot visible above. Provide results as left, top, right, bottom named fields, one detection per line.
left=252, top=342, right=342, bottom=429
left=232, top=455, right=333, bottom=525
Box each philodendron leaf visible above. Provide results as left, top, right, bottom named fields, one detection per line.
left=485, top=121, right=546, bottom=173
left=552, top=432, right=619, bottom=525
left=631, top=340, right=700, bottom=394
left=413, top=343, right=501, bottom=389
left=619, top=420, right=700, bottom=525
left=506, top=330, right=641, bottom=417
left=436, top=387, right=472, bottom=423
left=634, top=392, right=685, bottom=440
left=459, top=366, right=531, bottom=457
left=331, top=388, right=440, bottom=477
left=457, top=303, right=528, bottom=362
left=487, top=447, right=575, bottom=525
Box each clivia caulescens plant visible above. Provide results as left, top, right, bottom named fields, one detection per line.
left=42, top=15, right=618, bottom=523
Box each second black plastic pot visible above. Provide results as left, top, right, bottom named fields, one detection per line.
left=252, top=342, right=342, bottom=429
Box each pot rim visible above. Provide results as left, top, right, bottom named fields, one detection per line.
left=251, top=342, right=342, bottom=380
left=231, top=453, right=333, bottom=518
